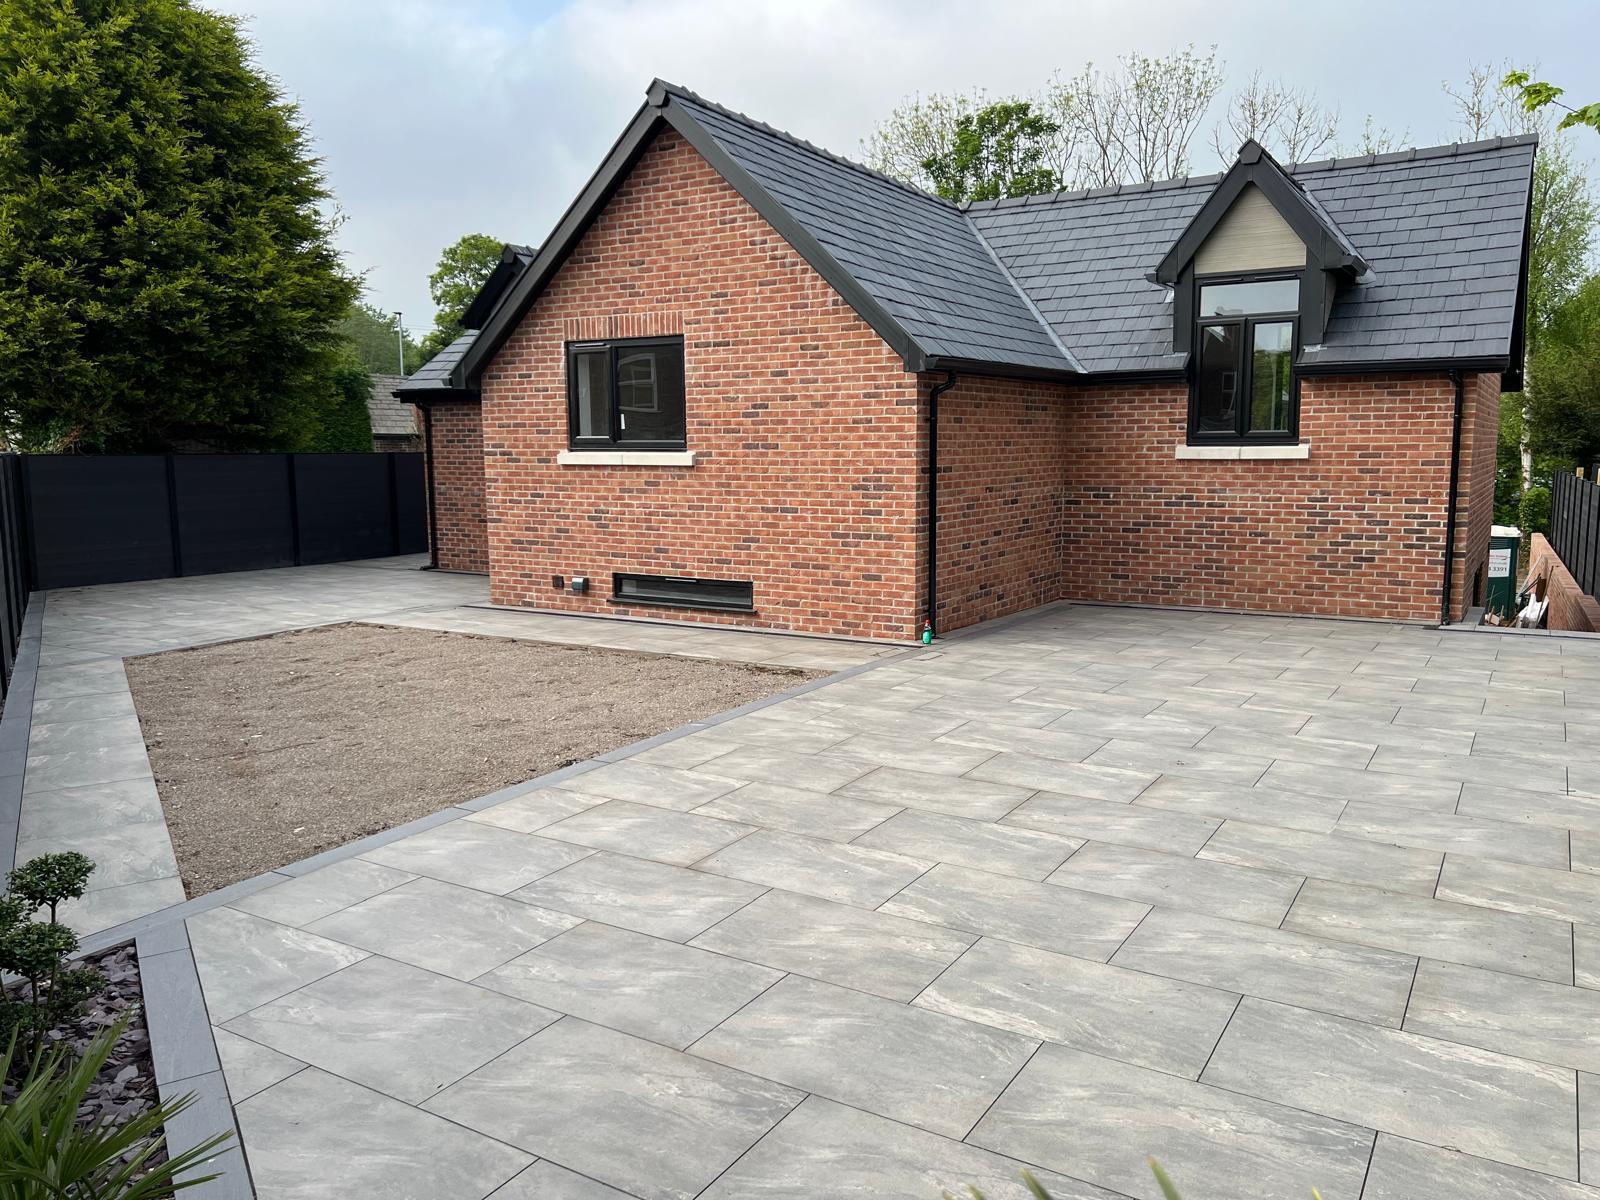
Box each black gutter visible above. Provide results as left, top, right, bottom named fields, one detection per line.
left=926, top=370, right=958, bottom=636
left=1441, top=370, right=1465, bottom=625
left=420, top=406, right=440, bottom=570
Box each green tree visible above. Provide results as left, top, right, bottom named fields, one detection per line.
left=922, top=101, right=1061, bottom=203
left=1528, top=273, right=1600, bottom=469
left=418, top=233, right=504, bottom=361
left=1503, top=70, right=1600, bottom=134
left=340, top=301, right=421, bottom=375
left=0, top=0, right=359, bottom=452
left=307, top=358, right=374, bottom=452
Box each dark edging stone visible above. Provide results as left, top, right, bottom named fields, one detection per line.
left=0, top=592, right=44, bottom=878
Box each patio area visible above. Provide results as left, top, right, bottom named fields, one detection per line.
left=146, top=594, right=1600, bottom=1199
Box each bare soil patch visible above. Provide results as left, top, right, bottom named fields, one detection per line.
left=126, top=623, right=817, bottom=897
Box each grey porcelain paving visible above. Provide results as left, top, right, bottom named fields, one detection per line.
left=537, top=799, right=753, bottom=866
left=851, top=807, right=1081, bottom=880
left=1083, top=737, right=1273, bottom=784
left=1362, top=1135, right=1600, bottom=1200
left=1582, top=1074, right=1600, bottom=1182
left=699, top=1095, right=1118, bottom=1199
left=1573, top=925, right=1600, bottom=989
left=824, top=729, right=999, bottom=775
left=693, top=780, right=899, bottom=841
left=1003, top=792, right=1220, bottom=854
left=692, top=974, right=1037, bottom=1138
left=695, top=828, right=930, bottom=905
left=1460, top=782, right=1600, bottom=833
left=477, top=921, right=781, bottom=1048
left=1199, top=819, right=1443, bottom=894
left=1258, top=758, right=1462, bottom=811
left=237, top=1067, right=532, bottom=1200
left=187, top=906, right=370, bottom=1023
left=1405, top=958, right=1600, bottom=1073
left=937, top=716, right=1117, bottom=761
left=695, top=743, right=871, bottom=792
left=1284, top=878, right=1574, bottom=983
left=464, top=787, right=605, bottom=833
left=225, top=955, right=558, bottom=1103
left=1203, top=997, right=1578, bottom=1178
left=836, top=764, right=1033, bottom=820
left=689, top=888, right=974, bottom=1000
left=969, top=1041, right=1375, bottom=1200
left=425, top=1018, right=800, bottom=1200
left=1131, top=774, right=1347, bottom=833
left=232, top=859, right=415, bottom=928
left=880, top=862, right=1147, bottom=960
left=361, top=820, right=594, bottom=893
left=1333, top=801, right=1571, bottom=868
left=1369, top=744, right=1569, bottom=794
left=490, top=1161, right=638, bottom=1199
left=1110, top=906, right=1417, bottom=1026
left=509, top=851, right=765, bottom=941
left=553, top=760, right=744, bottom=811
left=306, top=876, right=581, bottom=979
left=1437, top=855, right=1600, bottom=925
left=1048, top=841, right=1302, bottom=925
left=914, top=935, right=1238, bottom=1078
left=213, top=1027, right=305, bottom=1103
left=968, top=750, right=1158, bottom=802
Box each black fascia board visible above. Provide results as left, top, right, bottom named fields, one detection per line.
left=920, top=355, right=1081, bottom=384
left=454, top=102, right=666, bottom=388
left=462, top=247, right=530, bottom=330
left=1154, top=145, right=1367, bottom=286
left=1503, top=161, right=1536, bottom=391
left=1295, top=354, right=1513, bottom=381
left=656, top=95, right=929, bottom=372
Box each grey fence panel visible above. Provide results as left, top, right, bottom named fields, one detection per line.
left=172, top=455, right=297, bottom=576
left=25, top=455, right=174, bottom=589
left=1552, top=471, right=1600, bottom=600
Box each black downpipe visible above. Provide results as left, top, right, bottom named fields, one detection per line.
left=925, top=370, right=958, bottom=637
left=420, top=405, right=440, bottom=570
left=1441, top=370, right=1465, bottom=625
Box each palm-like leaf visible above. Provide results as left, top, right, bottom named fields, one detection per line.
left=0, top=1016, right=232, bottom=1199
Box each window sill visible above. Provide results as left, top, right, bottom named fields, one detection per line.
left=556, top=449, right=696, bottom=466
left=1175, top=443, right=1309, bottom=461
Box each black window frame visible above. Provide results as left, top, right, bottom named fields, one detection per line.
left=1188, top=271, right=1301, bottom=446
left=611, top=572, right=754, bottom=613
left=565, top=335, right=687, bottom=451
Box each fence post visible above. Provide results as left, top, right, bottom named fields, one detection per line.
left=385, top=453, right=401, bottom=556
left=163, top=454, right=185, bottom=578
left=286, top=454, right=303, bottom=566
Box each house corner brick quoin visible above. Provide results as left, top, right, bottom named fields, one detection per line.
left=421, top=81, right=1530, bottom=641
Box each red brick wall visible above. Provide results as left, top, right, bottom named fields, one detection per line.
left=926, top=373, right=1067, bottom=634
left=1450, top=372, right=1501, bottom=620
left=1057, top=373, right=1460, bottom=621
left=478, top=128, right=923, bottom=640
left=1529, top=532, right=1600, bottom=631
left=423, top=400, right=488, bottom=574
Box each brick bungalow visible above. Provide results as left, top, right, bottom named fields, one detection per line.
left=399, top=80, right=1534, bottom=642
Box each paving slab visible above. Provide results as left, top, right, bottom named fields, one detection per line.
left=915, top=935, right=1238, bottom=1078
left=850, top=807, right=1082, bottom=880
left=968, top=1041, right=1375, bottom=1200
left=1437, top=856, right=1600, bottom=925
left=880, top=862, right=1147, bottom=960
left=1284, top=878, right=1574, bottom=983
left=695, top=828, right=930, bottom=905
left=463, top=787, right=607, bottom=834
left=231, top=859, right=415, bottom=928
left=968, top=751, right=1159, bottom=802
left=360, top=821, right=594, bottom=893
left=693, top=780, right=899, bottom=841
left=1333, top=801, right=1570, bottom=869
left=539, top=799, right=754, bottom=866
left=692, top=975, right=1037, bottom=1138
left=689, top=888, right=974, bottom=1000
left=477, top=921, right=780, bottom=1048
left=509, top=851, right=765, bottom=941
left=237, top=1068, right=531, bottom=1200
left=1203, top=997, right=1578, bottom=1178
left=489, top=1162, right=638, bottom=1200
left=225, top=955, right=558, bottom=1103
left=1003, top=792, right=1219, bottom=854
left=1047, top=841, right=1302, bottom=925
left=699, top=1095, right=1118, bottom=1200
left=305, top=876, right=580, bottom=980
left=553, top=761, right=745, bottom=811
left=1200, top=820, right=1442, bottom=894
left=1405, top=958, right=1600, bottom=1073
left=212, top=1028, right=304, bottom=1104
left=1362, top=1135, right=1600, bottom=1200
left=1110, top=906, right=1416, bottom=1026
left=187, top=906, right=369, bottom=1023
left=424, top=1018, right=800, bottom=1200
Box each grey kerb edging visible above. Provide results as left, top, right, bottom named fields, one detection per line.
left=0, top=592, right=44, bottom=879
left=69, top=635, right=919, bottom=1200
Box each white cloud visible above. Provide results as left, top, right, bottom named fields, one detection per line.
left=209, top=0, right=1596, bottom=335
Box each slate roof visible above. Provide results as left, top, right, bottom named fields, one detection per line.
left=452, top=80, right=1534, bottom=388
left=396, top=331, right=477, bottom=397
left=969, top=138, right=1536, bottom=373
left=367, top=374, right=420, bottom=437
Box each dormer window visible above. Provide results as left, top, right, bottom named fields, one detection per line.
left=1191, top=274, right=1299, bottom=444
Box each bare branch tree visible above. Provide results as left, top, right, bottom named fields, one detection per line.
left=1212, top=72, right=1340, bottom=163
left=860, top=90, right=987, bottom=190
left=1443, top=60, right=1549, bottom=141
left=1345, top=115, right=1410, bottom=156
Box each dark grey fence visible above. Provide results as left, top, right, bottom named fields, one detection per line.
left=0, top=452, right=425, bottom=697
left=1551, top=470, right=1600, bottom=599
left=21, top=452, right=426, bottom=591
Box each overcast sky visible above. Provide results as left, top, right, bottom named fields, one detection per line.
left=205, top=0, right=1598, bottom=342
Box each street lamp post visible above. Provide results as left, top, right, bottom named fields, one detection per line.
left=394, top=312, right=405, bottom=377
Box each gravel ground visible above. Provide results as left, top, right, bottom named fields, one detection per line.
left=126, top=623, right=817, bottom=896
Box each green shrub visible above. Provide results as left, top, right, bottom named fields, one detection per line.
left=0, top=852, right=97, bottom=1067
left=1520, top=484, right=1552, bottom=537
left=0, top=1015, right=231, bottom=1198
